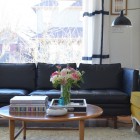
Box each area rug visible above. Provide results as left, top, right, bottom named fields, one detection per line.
left=0, top=127, right=140, bottom=140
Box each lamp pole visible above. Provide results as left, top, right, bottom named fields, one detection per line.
left=100, top=0, right=104, bottom=64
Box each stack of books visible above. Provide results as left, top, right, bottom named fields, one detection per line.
left=9, top=96, right=48, bottom=112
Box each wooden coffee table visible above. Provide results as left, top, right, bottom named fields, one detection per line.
left=0, top=104, right=103, bottom=140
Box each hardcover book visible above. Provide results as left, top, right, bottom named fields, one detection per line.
left=9, top=96, right=48, bottom=112
left=10, top=106, right=46, bottom=112
left=10, top=96, right=48, bottom=104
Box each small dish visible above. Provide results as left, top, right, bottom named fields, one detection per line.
left=47, top=107, right=67, bottom=116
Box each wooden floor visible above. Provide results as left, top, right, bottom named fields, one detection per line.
left=117, top=116, right=140, bottom=134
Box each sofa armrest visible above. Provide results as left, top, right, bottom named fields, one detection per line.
left=122, top=68, right=139, bottom=96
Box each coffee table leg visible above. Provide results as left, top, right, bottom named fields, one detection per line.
left=22, top=121, right=26, bottom=140
left=79, top=120, right=85, bottom=140
left=9, top=120, right=15, bottom=140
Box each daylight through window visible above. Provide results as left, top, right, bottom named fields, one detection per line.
left=0, top=0, right=83, bottom=63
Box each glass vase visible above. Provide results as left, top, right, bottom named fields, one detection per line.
left=60, top=84, right=71, bottom=105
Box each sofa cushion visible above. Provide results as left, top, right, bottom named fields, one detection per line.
left=30, top=89, right=129, bottom=104
left=36, top=63, right=77, bottom=89
left=0, top=63, right=36, bottom=90
left=29, top=90, right=61, bottom=101
left=70, top=89, right=130, bottom=104
left=78, top=63, right=123, bottom=90
left=0, top=89, right=28, bottom=103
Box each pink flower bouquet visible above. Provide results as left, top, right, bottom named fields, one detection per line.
left=50, top=65, right=84, bottom=88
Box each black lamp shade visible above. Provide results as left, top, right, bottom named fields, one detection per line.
left=111, top=10, right=132, bottom=27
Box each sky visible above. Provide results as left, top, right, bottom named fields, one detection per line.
left=0, top=0, right=40, bottom=32
left=0, top=0, right=81, bottom=34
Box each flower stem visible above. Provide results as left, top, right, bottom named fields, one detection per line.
left=61, top=84, right=71, bottom=105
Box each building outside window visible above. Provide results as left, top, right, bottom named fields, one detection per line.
left=0, top=0, right=83, bottom=64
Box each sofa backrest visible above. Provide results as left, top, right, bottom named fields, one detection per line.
left=78, top=63, right=123, bottom=90
left=0, top=63, right=36, bottom=90
left=36, top=63, right=77, bottom=89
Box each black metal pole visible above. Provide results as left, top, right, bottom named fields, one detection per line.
left=100, top=0, right=104, bottom=64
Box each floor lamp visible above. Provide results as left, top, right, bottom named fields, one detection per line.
left=111, top=8, right=140, bottom=27
left=111, top=7, right=140, bottom=69
left=100, top=0, right=105, bottom=64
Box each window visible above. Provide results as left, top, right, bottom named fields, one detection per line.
left=0, top=0, right=83, bottom=63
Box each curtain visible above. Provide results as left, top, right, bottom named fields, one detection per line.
left=82, top=0, right=110, bottom=64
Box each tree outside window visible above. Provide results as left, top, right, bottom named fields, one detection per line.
left=0, top=0, right=83, bottom=63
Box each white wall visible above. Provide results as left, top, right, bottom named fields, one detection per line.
left=109, top=0, right=140, bottom=69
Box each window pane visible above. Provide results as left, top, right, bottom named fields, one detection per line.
left=0, top=0, right=83, bottom=63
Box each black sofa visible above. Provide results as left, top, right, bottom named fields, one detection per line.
left=0, top=63, right=139, bottom=128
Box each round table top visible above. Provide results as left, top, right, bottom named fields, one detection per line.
left=0, top=104, right=103, bottom=122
